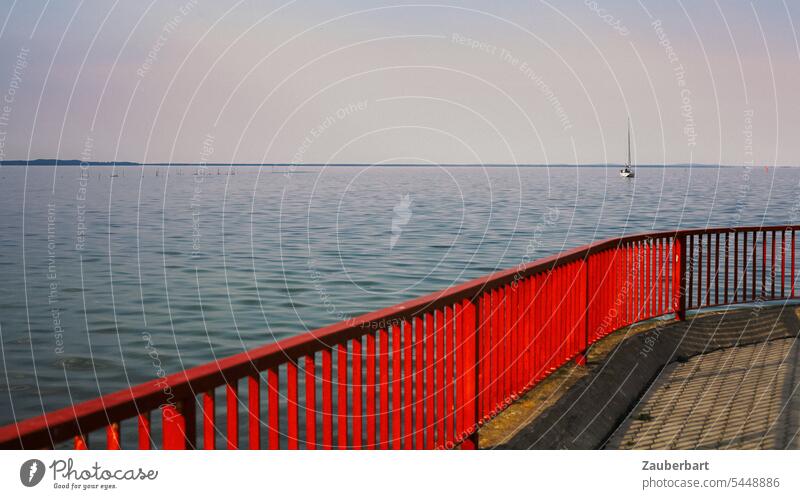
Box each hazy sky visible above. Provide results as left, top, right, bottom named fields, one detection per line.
left=0, top=0, right=798, bottom=165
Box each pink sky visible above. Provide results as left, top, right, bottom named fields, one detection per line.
left=0, top=0, right=798, bottom=166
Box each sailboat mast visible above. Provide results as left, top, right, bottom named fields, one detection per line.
left=627, top=119, right=631, bottom=167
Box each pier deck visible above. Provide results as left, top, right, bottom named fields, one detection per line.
left=607, top=336, right=800, bottom=449
left=490, top=305, right=800, bottom=450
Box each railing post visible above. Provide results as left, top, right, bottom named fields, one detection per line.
left=672, top=234, right=686, bottom=321
left=162, top=404, right=185, bottom=450
left=576, top=255, right=590, bottom=366
left=74, top=434, right=88, bottom=450
left=162, top=399, right=196, bottom=450
left=460, top=296, right=480, bottom=449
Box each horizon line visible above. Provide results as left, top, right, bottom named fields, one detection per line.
left=0, top=159, right=790, bottom=168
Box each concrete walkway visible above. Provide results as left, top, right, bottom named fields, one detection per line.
left=492, top=305, right=800, bottom=450
left=607, top=336, right=800, bottom=449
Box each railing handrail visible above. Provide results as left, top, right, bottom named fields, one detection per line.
left=2, top=224, right=798, bottom=449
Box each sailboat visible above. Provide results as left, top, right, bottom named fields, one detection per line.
left=619, top=119, right=635, bottom=178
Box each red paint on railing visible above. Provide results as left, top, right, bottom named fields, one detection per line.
left=249, top=375, right=261, bottom=450
left=225, top=381, right=238, bottom=449
left=202, top=390, right=214, bottom=450
left=2, top=226, right=799, bottom=450
left=137, top=413, right=151, bottom=450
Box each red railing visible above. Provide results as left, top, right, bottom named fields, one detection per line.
left=1, top=226, right=797, bottom=449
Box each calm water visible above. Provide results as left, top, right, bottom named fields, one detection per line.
left=0, top=164, right=797, bottom=426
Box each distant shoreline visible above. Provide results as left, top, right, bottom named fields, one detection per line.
left=0, top=159, right=780, bottom=168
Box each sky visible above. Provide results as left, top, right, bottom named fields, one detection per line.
left=0, top=0, right=798, bottom=166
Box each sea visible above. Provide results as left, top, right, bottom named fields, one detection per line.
left=0, top=164, right=797, bottom=428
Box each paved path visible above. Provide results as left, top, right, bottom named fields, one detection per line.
left=607, top=336, right=800, bottom=449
